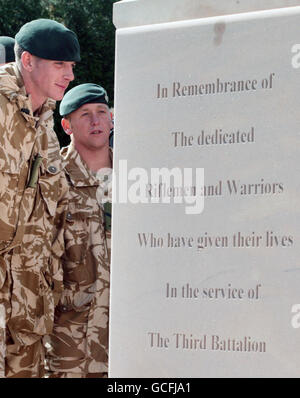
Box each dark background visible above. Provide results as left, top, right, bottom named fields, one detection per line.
left=0, top=0, right=118, bottom=147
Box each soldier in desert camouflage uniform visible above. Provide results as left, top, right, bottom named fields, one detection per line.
left=46, top=84, right=112, bottom=378
left=0, top=36, right=15, bottom=66
left=0, top=19, right=80, bottom=378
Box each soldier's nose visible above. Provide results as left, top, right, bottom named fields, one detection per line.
left=91, top=114, right=100, bottom=126
left=64, top=64, right=75, bottom=81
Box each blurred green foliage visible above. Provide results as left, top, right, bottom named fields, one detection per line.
left=0, top=0, right=117, bottom=147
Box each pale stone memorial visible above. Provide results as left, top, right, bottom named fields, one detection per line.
left=109, top=0, right=300, bottom=377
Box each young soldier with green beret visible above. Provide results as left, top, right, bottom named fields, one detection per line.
left=45, top=83, right=112, bottom=378
left=0, top=19, right=80, bottom=378
left=0, top=36, right=15, bottom=65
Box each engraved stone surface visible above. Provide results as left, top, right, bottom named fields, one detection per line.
left=113, top=0, right=300, bottom=28
left=110, top=3, right=300, bottom=377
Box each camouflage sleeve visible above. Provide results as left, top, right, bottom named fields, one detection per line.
left=0, top=96, right=20, bottom=314
left=0, top=95, right=24, bottom=254
left=48, top=172, right=69, bottom=306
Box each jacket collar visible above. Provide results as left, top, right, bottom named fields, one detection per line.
left=61, top=142, right=113, bottom=188
left=0, top=63, right=55, bottom=128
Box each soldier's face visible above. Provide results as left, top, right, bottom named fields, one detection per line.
left=68, top=103, right=113, bottom=151
left=30, top=57, right=75, bottom=101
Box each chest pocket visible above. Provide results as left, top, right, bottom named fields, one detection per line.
left=64, top=205, right=90, bottom=264
left=39, top=159, right=61, bottom=218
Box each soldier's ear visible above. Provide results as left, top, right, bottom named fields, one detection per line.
left=61, top=118, right=72, bottom=135
left=21, top=51, right=34, bottom=72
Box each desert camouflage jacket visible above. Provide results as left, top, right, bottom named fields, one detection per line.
left=48, top=143, right=111, bottom=375
left=0, top=64, right=68, bottom=349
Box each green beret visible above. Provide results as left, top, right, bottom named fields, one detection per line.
left=60, top=83, right=109, bottom=116
left=15, top=19, right=80, bottom=62
left=0, top=36, right=15, bottom=63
